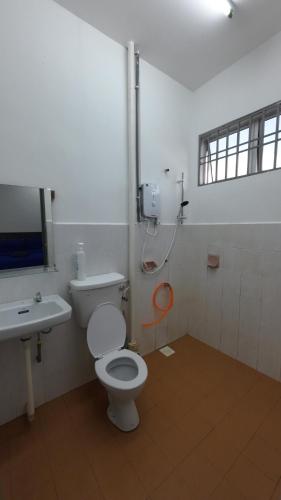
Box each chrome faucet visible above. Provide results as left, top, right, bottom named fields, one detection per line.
left=34, top=292, right=42, bottom=303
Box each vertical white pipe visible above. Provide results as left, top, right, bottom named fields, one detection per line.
left=23, top=338, right=35, bottom=421
left=127, top=41, right=137, bottom=343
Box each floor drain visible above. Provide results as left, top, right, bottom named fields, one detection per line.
left=159, top=345, right=175, bottom=357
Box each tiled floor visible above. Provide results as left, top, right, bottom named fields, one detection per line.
left=1, top=335, right=281, bottom=500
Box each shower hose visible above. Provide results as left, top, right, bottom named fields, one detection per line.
left=142, top=282, right=174, bottom=329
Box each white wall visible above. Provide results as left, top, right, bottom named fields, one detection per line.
left=0, top=0, right=191, bottom=424
left=140, top=60, right=191, bottom=223
left=188, top=30, right=281, bottom=224
left=0, top=0, right=191, bottom=226
left=0, top=0, right=128, bottom=224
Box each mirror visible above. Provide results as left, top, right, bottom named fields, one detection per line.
left=0, top=184, right=55, bottom=275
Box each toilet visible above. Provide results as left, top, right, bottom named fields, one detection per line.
left=70, top=273, right=148, bottom=432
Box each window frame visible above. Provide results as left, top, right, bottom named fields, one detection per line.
left=198, top=100, right=281, bottom=186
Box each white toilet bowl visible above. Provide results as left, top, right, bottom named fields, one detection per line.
left=87, top=303, right=148, bottom=432
left=95, top=349, right=147, bottom=431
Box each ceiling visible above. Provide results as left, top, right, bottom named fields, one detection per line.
left=55, top=0, right=281, bottom=90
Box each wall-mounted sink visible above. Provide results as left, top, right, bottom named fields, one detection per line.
left=0, top=294, right=72, bottom=342
left=0, top=294, right=72, bottom=422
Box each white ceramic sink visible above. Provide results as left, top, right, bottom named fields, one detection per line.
left=0, top=294, right=72, bottom=341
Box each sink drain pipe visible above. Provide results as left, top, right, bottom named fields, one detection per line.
left=21, top=328, right=52, bottom=422
left=21, top=337, right=35, bottom=422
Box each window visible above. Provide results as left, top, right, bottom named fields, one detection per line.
left=198, top=100, right=281, bottom=186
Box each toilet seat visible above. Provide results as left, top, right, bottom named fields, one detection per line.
left=87, top=303, right=148, bottom=394
left=87, top=303, right=126, bottom=358
left=95, top=349, right=148, bottom=391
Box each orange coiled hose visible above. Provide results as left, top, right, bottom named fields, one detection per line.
left=142, top=282, right=174, bottom=329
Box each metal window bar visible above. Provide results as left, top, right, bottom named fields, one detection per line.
left=247, top=116, right=252, bottom=176
left=215, top=129, right=219, bottom=182
left=274, top=104, right=280, bottom=169
left=257, top=111, right=265, bottom=173
left=199, top=132, right=279, bottom=163
left=198, top=99, right=281, bottom=186
left=225, top=130, right=229, bottom=179
left=235, top=123, right=240, bottom=178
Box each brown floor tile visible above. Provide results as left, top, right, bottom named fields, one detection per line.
left=271, top=478, right=281, bottom=500
left=137, top=378, right=163, bottom=413
left=157, top=381, right=206, bottom=425
left=186, top=369, right=223, bottom=397
left=196, top=428, right=241, bottom=474
left=38, top=397, right=73, bottom=442
left=214, top=405, right=261, bottom=452
left=178, top=448, right=223, bottom=499
left=45, top=430, right=88, bottom=471
left=141, top=404, right=173, bottom=439
left=27, top=480, right=58, bottom=500
left=174, top=409, right=213, bottom=454
left=144, top=351, right=169, bottom=378
left=257, top=399, right=281, bottom=452
left=0, top=335, right=281, bottom=500
left=193, top=385, right=241, bottom=426
left=219, top=369, right=259, bottom=401
left=9, top=420, right=53, bottom=500
left=93, top=454, right=145, bottom=500
left=153, top=369, right=183, bottom=399
left=0, top=440, right=12, bottom=500
left=83, top=432, right=127, bottom=476
left=148, top=467, right=195, bottom=500
left=225, top=455, right=276, bottom=500
left=129, top=440, right=174, bottom=494
left=114, top=425, right=153, bottom=461
left=210, top=478, right=247, bottom=500
left=243, top=435, right=281, bottom=482
left=238, top=378, right=281, bottom=419
left=53, top=461, right=103, bottom=500
left=153, top=424, right=197, bottom=467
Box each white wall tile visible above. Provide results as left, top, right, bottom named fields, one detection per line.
left=237, top=297, right=261, bottom=369
left=257, top=275, right=281, bottom=379
left=3, top=220, right=281, bottom=426
left=204, top=269, right=223, bottom=349
left=220, top=270, right=241, bottom=358
left=184, top=223, right=281, bottom=382
left=260, top=251, right=281, bottom=276
left=0, top=223, right=129, bottom=425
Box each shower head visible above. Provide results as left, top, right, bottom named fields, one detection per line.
left=177, top=200, right=189, bottom=220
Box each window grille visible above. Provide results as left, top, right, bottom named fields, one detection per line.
left=198, top=100, right=281, bottom=186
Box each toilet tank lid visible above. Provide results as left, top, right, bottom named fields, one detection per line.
left=70, top=272, right=125, bottom=291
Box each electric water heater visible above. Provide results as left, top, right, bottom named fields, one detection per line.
left=140, top=183, right=160, bottom=220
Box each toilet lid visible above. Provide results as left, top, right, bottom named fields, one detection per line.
left=87, top=303, right=126, bottom=358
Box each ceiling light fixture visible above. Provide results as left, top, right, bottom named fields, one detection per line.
left=217, top=0, right=235, bottom=18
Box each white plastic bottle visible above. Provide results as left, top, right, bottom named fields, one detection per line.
left=76, top=242, right=87, bottom=281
